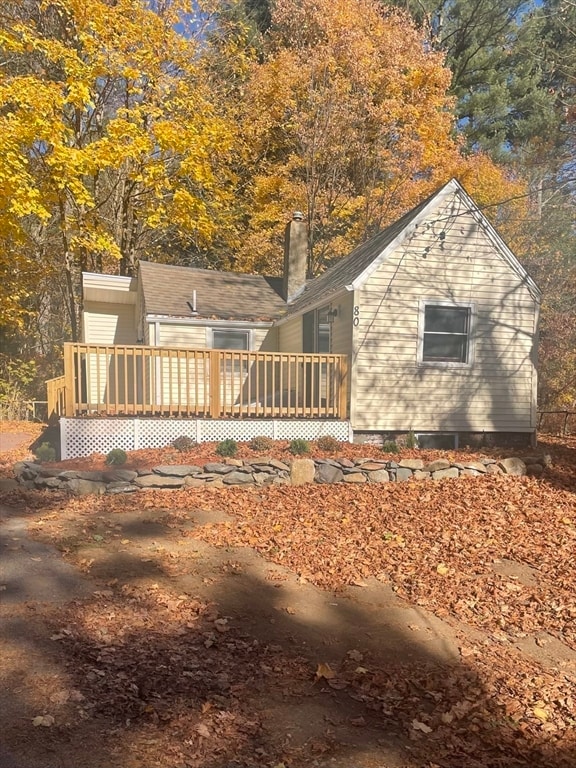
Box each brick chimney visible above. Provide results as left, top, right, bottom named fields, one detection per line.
left=283, top=211, right=307, bottom=303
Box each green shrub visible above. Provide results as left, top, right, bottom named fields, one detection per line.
left=34, top=441, right=56, bottom=463
left=105, top=448, right=128, bottom=466
left=216, top=438, right=238, bottom=457
left=381, top=440, right=399, bottom=454
left=249, top=435, right=275, bottom=452
left=289, top=438, right=310, bottom=455
left=172, top=435, right=197, bottom=452
left=316, top=435, right=340, bottom=453
left=405, top=431, right=418, bottom=449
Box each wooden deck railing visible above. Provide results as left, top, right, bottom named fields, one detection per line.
left=46, top=375, right=67, bottom=420
left=51, top=343, right=349, bottom=420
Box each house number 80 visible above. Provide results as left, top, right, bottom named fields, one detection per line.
left=353, top=306, right=360, bottom=326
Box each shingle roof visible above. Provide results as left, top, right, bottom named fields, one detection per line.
left=139, top=261, right=286, bottom=322
left=282, top=185, right=444, bottom=318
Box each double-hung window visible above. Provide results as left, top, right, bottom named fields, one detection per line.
left=421, top=303, right=472, bottom=364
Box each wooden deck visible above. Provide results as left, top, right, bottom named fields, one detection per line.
left=48, top=343, right=349, bottom=420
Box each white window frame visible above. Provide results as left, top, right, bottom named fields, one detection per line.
left=418, top=300, right=474, bottom=367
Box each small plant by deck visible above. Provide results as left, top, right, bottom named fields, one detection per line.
left=105, top=448, right=127, bottom=465
left=381, top=440, right=399, bottom=454
left=289, top=438, right=310, bottom=455
left=316, top=435, right=340, bottom=453
left=249, top=435, right=275, bottom=452
left=405, top=431, right=418, bottom=449
left=172, top=436, right=197, bottom=452
left=34, top=441, right=55, bottom=463
left=216, top=438, right=238, bottom=457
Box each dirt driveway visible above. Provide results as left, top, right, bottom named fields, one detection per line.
left=1, top=434, right=575, bottom=768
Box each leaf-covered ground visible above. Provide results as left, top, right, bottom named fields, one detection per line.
left=1, top=430, right=575, bottom=767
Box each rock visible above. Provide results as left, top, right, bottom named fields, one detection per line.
left=460, top=468, right=480, bottom=477
left=432, top=467, right=459, bottom=480
left=222, top=471, right=255, bottom=485
left=134, top=475, right=185, bottom=488
left=203, top=463, right=236, bottom=474
left=367, top=469, right=389, bottom=483
left=413, top=470, right=430, bottom=480
left=343, top=472, right=367, bottom=483
left=357, top=461, right=387, bottom=471
left=486, top=463, right=502, bottom=475
left=102, top=469, right=138, bottom=483
left=424, top=460, right=451, bottom=472
left=498, top=457, right=526, bottom=476
left=67, top=478, right=107, bottom=495
left=339, top=458, right=355, bottom=468
left=13, top=461, right=40, bottom=479
left=315, top=458, right=341, bottom=467
left=253, top=472, right=274, bottom=485
left=34, top=476, right=64, bottom=489
left=224, top=458, right=244, bottom=467
left=273, top=475, right=290, bottom=485
left=184, top=476, right=208, bottom=487
left=59, top=470, right=105, bottom=482
left=398, top=459, right=424, bottom=470
left=395, top=467, right=413, bottom=482
left=461, top=461, right=487, bottom=473
left=39, top=467, right=68, bottom=478
left=315, top=464, right=344, bottom=484
left=106, top=482, right=138, bottom=494
left=268, top=459, right=290, bottom=471
left=152, top=465, right=201, bottom=477
left=290, top=458, right=316, bottom=486
left=526, top=463, right=544, bottom=477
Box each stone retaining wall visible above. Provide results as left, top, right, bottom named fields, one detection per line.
left=13, top=454, right=547, bottom=496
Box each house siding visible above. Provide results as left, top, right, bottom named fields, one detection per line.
left=82, top=302, right=138, bottom=345
left=278, top=315, right=303, bottom=352
left=352, top=199, right=538, bottom=433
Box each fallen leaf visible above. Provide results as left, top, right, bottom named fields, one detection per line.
left=411, top=719, right=433, bottom=733
left=195, top=722, right=210, bottom=738
left=533, top=707, right=549, bottom=722
left=32, top=715, right=54, bottom=727
left=436, top=563, right=449, bottom=576
left=315, top=662, right=336, bottom=680
left=347, top=649, right=363, bottom=662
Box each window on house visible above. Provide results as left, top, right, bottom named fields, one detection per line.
left=422, top=304, right=471, bottom=364
left=211, top=329, right=250, bottom=374
left=212, top=329, right=250, bottom=350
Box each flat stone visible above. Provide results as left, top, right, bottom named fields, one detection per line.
left=432, top=467, right=459, bottom=480
left=498, top=457, right=526, bottom=476
left=34, top=476, right=64, bottom=489
left=367, top=469, right=389, bottom=483
left=13, top=461, right=40, bottom=479
left=315, top=464, right=344, bottom=484
left=486, top=463, right=502, bottom=475
left=339, top=458, right=355, bottom=468
left=59, top=470, right=106, bottom=481
left=290, top=458, right=316, bottom=486
left=526, top=463, right=544, bottom=477
left=413, top=470, right=430, bottom=480
left=224, top=458, right=244, bottom=467
left=153, top=465, right=202, bottom=477
left=398, top=459, right=424, bottom=470
left=273, top=475, right=290, bottom=485
left=222, top=471, right=254, bottom=485
left=424, top=460, right=451, bottom=472
left=40, top=468, right=70, bottom=478
left=67, top=478, right=107, bottom=495
left=134, top=475, right=185, bottom=488
left=106, top=482, right=138, bottom=494
left=203, top=463, right=236, bottom=474
left=269, top=459, right=290, bottom=471
left=462, top=461, right=487, bottom=473
left=357, top=461, right=387, bottom=471
left=206, top=476, right=224, bottom=487
left=395, top=467, right=413, bottom=482
left=460, top=468, right=480, bottom=477
left=315, top=458, right=341, bottom=467
left=343, top=472, right=366, bottom=483
left=102, top=469, right=138, bottom=483
left=184, top=476, right=208, bottom=487
left=253, top=472, right=275, bottom=485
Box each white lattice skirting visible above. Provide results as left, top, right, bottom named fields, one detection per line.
left=60, top=418, right=352, bottom=459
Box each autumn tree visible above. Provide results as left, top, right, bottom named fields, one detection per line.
left=231, top=0, right=525, bottom=276
left=0, top=0, right=236, bottom=341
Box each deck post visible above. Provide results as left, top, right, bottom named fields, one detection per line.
left=209, top=350, right=221, bottom=418
left=338, top=355, right=349, bottom=419
left=63, top=343, right=75, bottom=417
